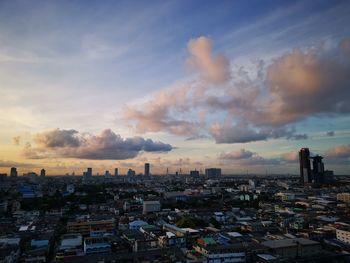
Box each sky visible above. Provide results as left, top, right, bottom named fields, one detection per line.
left=1, top=0, right=350, bottom=176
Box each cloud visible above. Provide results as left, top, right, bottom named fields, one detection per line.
left=12, top=136, right=21, bottom=146
left=33, top=129, right=81, bottom=147
left=246, top=156, right=280, bottom=166
left=259, top=47, right=350, bottom=125
left=325, top=144, right=350, bottom=159
left=0, top=159, right=35, bottom=168
left=23, top=129, right=173, bottom=160
left=289, top=133, right=308, bottom=140
left=209, top=123, right=268, bottom=143
left=124, top=83, right=202, bottom=137
left=187, top=36, right=231, bottom=84
left=326, top=131, right=335, bottom=136
left=219, top=149, right=280, bottom=166
left=219, top=149, right=255, bottom=160
left=281, top=151, right=299, bottom=163
left=125, top=36, right=350, bottom=144
left=339, top=38, right=350, bottom=58
left=209, top=123, right=305, bottom=144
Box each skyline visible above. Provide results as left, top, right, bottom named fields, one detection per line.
left=1, top=0, right=350, bottom=175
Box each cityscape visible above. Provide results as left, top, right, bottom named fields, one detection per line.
left=1, top=0, right=350, bottom=262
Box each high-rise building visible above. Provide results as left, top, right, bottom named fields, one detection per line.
left=10, top=167, right=17, bottom=178
left=87, top=168, right=92, bottom=177
left=205, top=168, right=221, bottom=179
left=144, top=163, right=150, bottom=177
left=105, top=170, right=111, bottom=178
left=114, top=168, right=118, bottom=176
left=312, top=155, right=324, bottom=183
left=299, top=148, right=312, bottom=184
left=40, top=169, right=46, bottom=177
left=299, top=148, right=332, bottom=185
left=127, top=169, right=135, bottom=177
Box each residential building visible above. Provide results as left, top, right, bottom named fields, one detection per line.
left=143, top=200, right=161, bottom=214
left=336, top=227, right=350, bottom=244
left=337, top=193, right=350, bottom=203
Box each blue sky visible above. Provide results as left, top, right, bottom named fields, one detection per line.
left=0, top=0, right=350, bottom=175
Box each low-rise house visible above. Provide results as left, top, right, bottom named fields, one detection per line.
left=261, top=238, right=321, bottom=259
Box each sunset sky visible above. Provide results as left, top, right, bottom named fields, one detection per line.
left=1, top=0, right=350, bottom=175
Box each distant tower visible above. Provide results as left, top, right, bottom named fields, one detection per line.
left=40, top=169, right=46, bottom=177
left=114, top=168, right=119, bottom=176
left=312, top=155, right=325, bottom=184
left=105, top=170, right=111, bottom=178
left=84, top=168, right=92, bottom=179
left=10, top=167, right=17, bottom=178
left=87, top=168, right=92, bottom=177
left=145, top=163, right=150, bottom=177
left=299, top=148, right=311, bottom=184
left=205, top=168, right=222, bottom=179
left=127, top=169, right=135, bottom=177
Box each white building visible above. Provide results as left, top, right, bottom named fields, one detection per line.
left=59, top=234, right=82, bottom=250
left=143, top=200, right=161, bottom=214
left=129, top=220, right=148, bottom=230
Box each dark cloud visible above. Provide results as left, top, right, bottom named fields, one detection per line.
left=209, top=123, right=268, bottom=143
left=185, top=134, right=210, bottom=141
left=23, top=129, right=172, bottom=160
left=33, top=129, right=81, bottom=147
left=209, top=123, right=304, bottom=144
left=219, top=149, right=255, bottom=160
left=326, top=131, right=335, bottom=136
left=0, top=159, right=35, bottom=168
left=219, top=149, right=280, bottom=166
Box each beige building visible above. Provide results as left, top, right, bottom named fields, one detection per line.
left=337, top=193, right=350, bottom=203
left=67, top=218, right=115, bottom=236
left=336, top=227, right=350, bottom=244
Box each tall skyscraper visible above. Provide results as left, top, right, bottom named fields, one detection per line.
left=114, top=168, right=118, bottom=176
left=10, top=167, right=17, bottom=178
left=87, top=168, right=92, bottom=177
left=299, top=148, right=312, bottom=184
left=40, top=169, right=46, bottom=177
left=145, top=163, right=150, bottom=177
left=312, top=155, right=325, bottom=184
